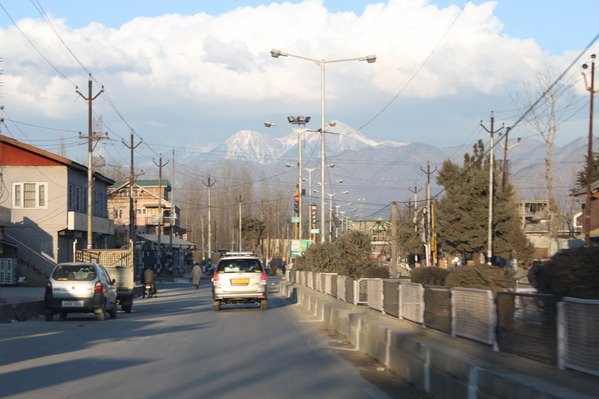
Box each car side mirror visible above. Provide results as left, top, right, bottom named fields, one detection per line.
left=111, top=279, right=116, bottom=285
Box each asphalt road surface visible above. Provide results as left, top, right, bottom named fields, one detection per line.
left=0, top=277, right=427, bottom=399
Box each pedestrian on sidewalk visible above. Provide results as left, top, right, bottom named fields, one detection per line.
left=191, top=262, right=202, bottom=289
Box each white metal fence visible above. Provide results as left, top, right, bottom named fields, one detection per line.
left=451, top=288, right=497, bottom=347
left=558, top=297, right=599, bottom=376
left=287, top=270, right=599, bottom=377
left=336, top=275, right=347, bottom=301
left=399, top=282, right=424, bottom=323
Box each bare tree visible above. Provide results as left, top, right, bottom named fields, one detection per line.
left=513, top=67, right=576, bottom=250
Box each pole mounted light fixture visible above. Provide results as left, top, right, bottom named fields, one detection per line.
left=270, top=48, right=375, bottom=243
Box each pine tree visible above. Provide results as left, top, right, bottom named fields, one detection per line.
left=436, top=140, right=533, bottom=266
left=575, top=152, right=599, bottom=189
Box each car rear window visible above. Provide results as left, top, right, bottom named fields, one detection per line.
left=217, top=259, right=263, bottom=273
left=52, top=265, right=97, bottom=281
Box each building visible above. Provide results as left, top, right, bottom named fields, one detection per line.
left=515, top=199, right=581, bottom=259
left=108, top=180, right=194, bottom=274
left=0, top=134, right=114, bottom=278
left=571, top=179, right=599, bottom=240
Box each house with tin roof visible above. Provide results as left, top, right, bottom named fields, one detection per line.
left=0, top=134, right=114, bottom=280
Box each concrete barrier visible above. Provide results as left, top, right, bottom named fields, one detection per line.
left=283, top=283, right=599, bottom=399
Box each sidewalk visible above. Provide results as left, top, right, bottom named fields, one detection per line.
left=0, top=286, right=46, bottom=323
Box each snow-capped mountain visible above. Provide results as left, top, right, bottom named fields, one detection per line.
left=223, top=120, right=407, bottom=165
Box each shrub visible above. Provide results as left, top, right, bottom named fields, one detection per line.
left=530, top=246, right=599, bottom=299
left=445, top=265, right=515, bottom=291
left=410, top=267, right=449, bottom=286
left=362, top=265, right=390, bottom=278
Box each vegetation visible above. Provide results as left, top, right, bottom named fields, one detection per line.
left=435, top=140, right=534, bottom=267
left=529, top=246, right=599, bottom=299
left=296, top=231, right=383, bottom=279
left=410, top=267, right=449, bottom=286
left=445, top=265, right=515, bottom=291
left=575, top=152, right=599, bottom=189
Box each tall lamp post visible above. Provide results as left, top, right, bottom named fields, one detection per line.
left=270, top=49, right=376, bottom=243
left=265, top=116, right=311, bottom=240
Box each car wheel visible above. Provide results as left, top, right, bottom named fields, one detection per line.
left=96, top=304, right=106, bottom=321
left=122, top=305, right=132, bottom=313
left=108, top=306, right=117, bottom=319
left=44, top=311, right=54, bottom=321
left=212, top=301, right=221, bottom=311
left=59, top=311, right=68, bottom=319
left=260, top=300, right=268, bottom=310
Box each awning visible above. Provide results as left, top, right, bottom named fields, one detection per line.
left=137, top=234, right=197, bottom=248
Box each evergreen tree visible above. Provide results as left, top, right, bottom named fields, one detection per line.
left=575, top=152, right=599, bottom=188
left=436, top=140, right=533, bottom=266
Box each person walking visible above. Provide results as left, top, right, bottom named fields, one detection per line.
left=191, top=262, right=202, bottom=289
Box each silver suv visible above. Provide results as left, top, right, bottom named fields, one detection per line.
left=44, top=262, right=118, bottom=321
left=211, top=252, right=267, bottom=311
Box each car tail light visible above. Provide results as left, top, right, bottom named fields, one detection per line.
left=260, top=272, right=267, bottom=282
left=212, top=272, right=220, bottom=282
left=94, top=281, right=104, bottom=294
left=45, top=281, right=52, bottom=294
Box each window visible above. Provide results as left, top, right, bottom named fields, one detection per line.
left=13, top=182, right=48, bottom=209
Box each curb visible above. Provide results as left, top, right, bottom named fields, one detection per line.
left=0, top=300, right=45, bottom=323
left=285, top=283, right=599, bottom=399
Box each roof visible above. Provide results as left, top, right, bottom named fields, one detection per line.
left=111, top=180, right=171, bottom=189
left=0, top=134, right=114, bottom=185
left=137, top=234, right=196, bottom=248
left=571, top=179, right=599, bottom=196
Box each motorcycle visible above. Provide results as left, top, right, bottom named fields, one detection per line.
left=143, top=282, right=157, bottom=298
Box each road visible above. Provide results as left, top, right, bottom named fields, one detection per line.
left=0, top=277, right=427, bottom=399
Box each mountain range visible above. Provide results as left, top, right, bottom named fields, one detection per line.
left=197, top=120, right=590, bottom=217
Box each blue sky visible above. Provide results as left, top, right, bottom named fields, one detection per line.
left=0, top=0, right=597, bottom=168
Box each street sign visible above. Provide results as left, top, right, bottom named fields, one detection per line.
left=291, top=216, right=300, bottom=223
left=310, top=229, right=319, bottom=234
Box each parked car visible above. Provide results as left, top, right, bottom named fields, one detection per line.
left=44, top=262, right=118, bottom=321
left=211, top=252, right=268, bottom=311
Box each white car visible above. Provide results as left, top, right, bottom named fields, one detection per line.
left=211, top=252, right=268, bottom=311
left=44, top=262, right=118, bottom=321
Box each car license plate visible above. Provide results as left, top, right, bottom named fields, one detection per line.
left=62, top=300, right=84, bottom=307
left=231, top=278, right=249, bottom=286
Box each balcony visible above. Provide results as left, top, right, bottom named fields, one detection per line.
left=67, top=211, right=115, bottom=235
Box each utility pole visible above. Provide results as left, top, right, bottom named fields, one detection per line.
left=122, top=129, right=142, bottom=241
left=238, top=194, right=242, bottom=251
left=582, top=54, right=596, bottom=247
left=390, top=201, right=399, bottom=272
left=481, top=112, right=504, bottom=265
left=153, top=154, right=169, bottom=272
left=76, top=74, right=104, bottom=249
left=202, top=177, right=216, bottom=263
left=500, top=127, right=521, bottom=191
left=169, top=148, right=176, bottom=270
left=420, top=163, right=436, bottom=266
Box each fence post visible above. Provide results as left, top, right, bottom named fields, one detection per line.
left=398, top=283, right=403, bottom=320
left=450, top=288, right=456, bottom=337
left=557, top=300, right=566, bottom=370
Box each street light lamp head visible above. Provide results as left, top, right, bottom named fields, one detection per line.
left=583, top=63, right=589, bottom=69
left=270, top=49, right=283, bottom=58
left=328, top=163, right=335, bottom=168
left=285, top=163, right=293, bottom=168
left=264, top=121, right=273, bottom=128
left=288, top=116, right=311, bottom=125
left=591, top=54, right=596, bottom=60
left=365, top=55, right=377, bottom=63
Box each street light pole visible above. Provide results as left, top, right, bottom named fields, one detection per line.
left=270, top=49, right=376, bottom=243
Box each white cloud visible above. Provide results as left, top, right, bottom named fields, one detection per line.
left=0, top=0, right=588, bottom=149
